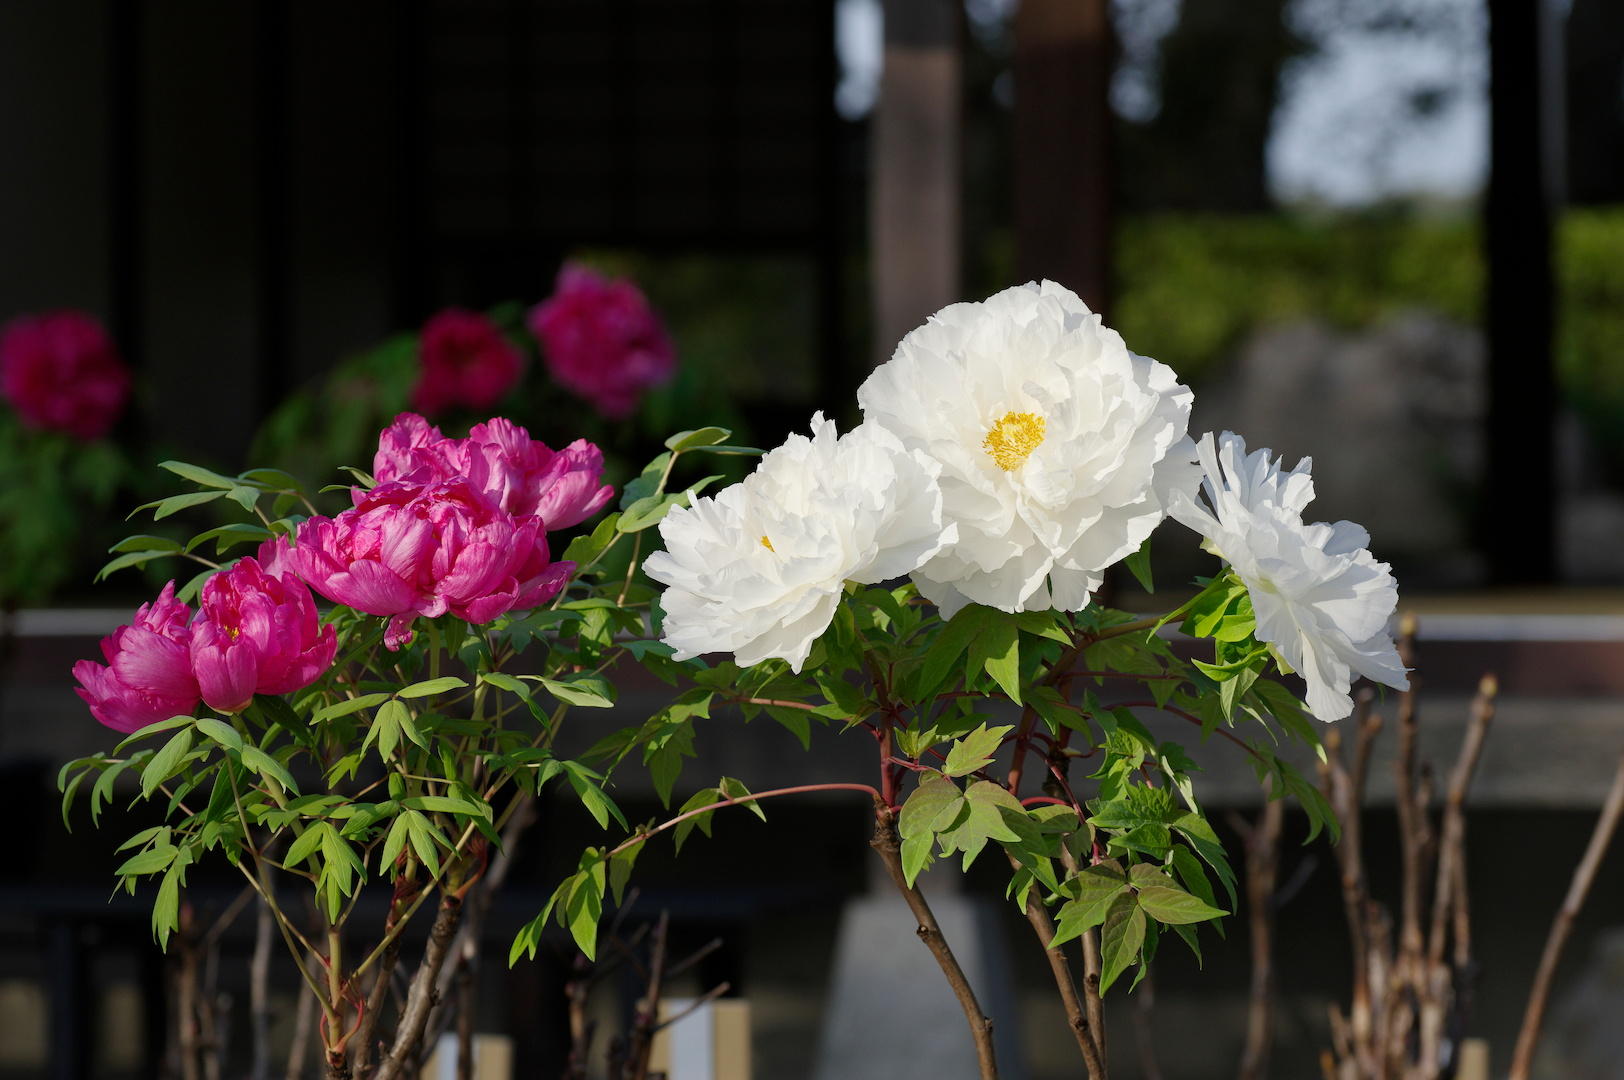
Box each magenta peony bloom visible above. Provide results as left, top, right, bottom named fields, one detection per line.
left=409, top=309, right=526, bottom=416
left=371, top=413, right=613, bottom=530
left=73, top=582, right=201, bottom=734
left=290, top=479, right=574, bottom=649
left=527, top=264, right=676, bottom=419
left=0, top=310, right=130, bottom=440
left=189, top=557, right=338, bottom=714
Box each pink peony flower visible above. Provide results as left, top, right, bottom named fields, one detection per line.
left=73, top=582, right=201, bottom=733
left=290, top=479, right=574, bottom=649
left=0, top=310, right=130, bottom=440
left=527, top=264, right=676, bottom=419
left=371, top=412, right=613, bottom=530
left=409, top=309, right=526, bottom=416
left=189, top=557, right=338, bottom=714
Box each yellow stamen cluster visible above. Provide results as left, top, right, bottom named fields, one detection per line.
left=760, top=535, right=775, bottom=552
left=983, top=411, right=1046, bottom=472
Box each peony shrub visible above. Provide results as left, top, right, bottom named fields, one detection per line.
left=65, top=280, right=1409, bottom=1080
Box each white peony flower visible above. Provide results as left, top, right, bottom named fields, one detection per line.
left=1169, top=431, right=1409, bottom=723
left=856, top=280, right=1200, bottom=617
left=644, top=413, right=955, bottom=671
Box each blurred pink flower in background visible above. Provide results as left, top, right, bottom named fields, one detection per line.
left=72, top=582, right=200, bottom=733
left=0, top=310, right=130, bottom=440
left=527, top=264, right=676, bottom=419
left=291, top=479, right=573, bottom=649
left=189, top=557, right=338, bottom=714
left=410, top=309, right=526, bottom=416
left=372, top=412, right=613, bottom=530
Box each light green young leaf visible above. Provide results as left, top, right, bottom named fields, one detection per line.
left=664, top=426, right=732, bottom=452
left=942, top=724, right=1012, bottom=778
left=141, top=728, right=196, bottom=799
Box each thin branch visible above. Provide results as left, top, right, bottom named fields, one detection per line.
left=606, top=783, right=881, bottom=860
left=1427, top=675, right=1496, bottom=969
left=1508, top=751, right=1624, bottom=1080
left=1235, top=788, right=1284, bottom=1080
left=870, top=803, right=1000, bottom=1080
left=1020, top=891, right=1106, bottom=1078
left=372, top=893, right=465, bottom=1080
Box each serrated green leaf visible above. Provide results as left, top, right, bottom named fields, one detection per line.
left=1099, top=892, right=1146, bottom=994
left=899, top=774, right=962, bottom=839
left=942, top=724, right=1012, bottom=778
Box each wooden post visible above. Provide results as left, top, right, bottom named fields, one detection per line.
left=1483, top=0, right=1561, bottom=583
left=1014, top=0, right=1113, bottom=316
left=870, top=0, right=961, bottom=366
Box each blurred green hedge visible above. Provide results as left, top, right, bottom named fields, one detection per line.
left=1106, top=208, right=1624, bottom=467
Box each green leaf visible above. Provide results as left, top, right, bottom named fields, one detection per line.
left=95, top=550, right=175, bottom=582
left=664, top=426, right=732, bottom=451
left=561, top=512, right=621, bottom=565
left=404, top=811, right=443, bottom=877
left=313, top=693, right=391, bottom=723
left=153, top=866, right=183, bottom=949
left=398, top=676, right=468, bottom=699
left=937, top=781, right=1023, bottom=869
left=285, top=825, right=325, bottom=868
left=380, top=812, right=411, bottom=871
left=159, top=460, right=241, bottom=490
left=184, top=522, right=272, bottom=555
left=141, top=728, right=196, bottom=799
left=402, top=795, right=489, bottom=818
left=241, top=745, right=298, bottom=794
left=1051, top=862, right=1130, bottom=948
left=109, top=534, right=184, bottom=555
left=693, top=444, right=763, bottom=456
left=619, top=453, right=672, bottom=509
left=901, top=832, right=935, bottom=887
left=971, top=613, right=1021, bottom=704
left=719, top=777, right=767, bottom=821
left=194, top=717, right=243, bottom=753
left=561, top=762, right=626, bottom=830
left=116, top=844, right=179, bottom=876
left=673, top=788, right=721, bottom=851
left=898, top=774, right=963, bottom=839
left=565, top=859, right=607, bottom=960
left=129, top=489, right=226, bottom=521
left=765, top=706, right=812, bottom=750
left=1130, top=862, right=1227, bottom=923
left=914, top=606, right=989, bottom=699
left=942, top=724, right=1012, bottom=778
left=370, top=698, right=406, bottom=760
left=1098, top=892, right=1147, bottom=995
left=618, top=492, right=689, bottom=532
left=539, top=675, right=616, bottom=709
left=609, top=839, right=642, bottom=905
left=1124, top=535, right=1155, bottom=593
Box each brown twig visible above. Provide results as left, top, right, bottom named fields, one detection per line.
left=626, top=911, right=671, bottom=1080
left=1021, top=893, right=1106, bottom=1078
left=1235, top=789, right=1284, bottom=1080
left=1507, top=751, right=1624, bottom=1080
left=870, top=802, right=1000, bottom=1080
left=371, top=893, right=464, bottom=1080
